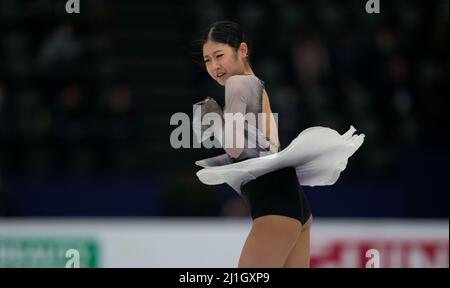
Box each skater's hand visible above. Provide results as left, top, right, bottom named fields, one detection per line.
left=193, top=97, right=223, bottom=145
left=198, top=96, right=222, bottom=118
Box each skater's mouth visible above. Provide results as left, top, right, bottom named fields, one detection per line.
left=216, top=73, right=226, bottom=79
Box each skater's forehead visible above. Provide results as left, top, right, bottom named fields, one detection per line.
left=203, top=41, right=229, bottom=56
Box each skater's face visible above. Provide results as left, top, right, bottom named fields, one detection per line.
left=203, top=40, right=249, bottom=86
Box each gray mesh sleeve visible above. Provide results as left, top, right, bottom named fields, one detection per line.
left=223, top=76, right=251, bottom=158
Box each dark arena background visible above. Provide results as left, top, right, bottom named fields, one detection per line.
left=0, top=0, right=448, bottom=268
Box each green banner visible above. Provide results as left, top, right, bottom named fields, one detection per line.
left=0, top=237, right=99, bottom=268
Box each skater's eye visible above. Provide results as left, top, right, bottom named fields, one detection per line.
left=216, top=54, right=223, bottom=58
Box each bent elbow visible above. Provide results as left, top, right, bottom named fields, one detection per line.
left=225, top=147, right=244, bottom=159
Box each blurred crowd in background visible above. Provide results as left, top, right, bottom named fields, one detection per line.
left=0, top=0, right=448, bottom=218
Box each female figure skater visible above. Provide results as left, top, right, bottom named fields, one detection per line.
left=195, top=21, right=364, bottom=268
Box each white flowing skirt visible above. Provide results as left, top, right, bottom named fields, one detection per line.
left=195, top=125, right=365, bottom=194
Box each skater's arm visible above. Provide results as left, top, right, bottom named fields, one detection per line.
left=223, top=75, right=252, bottom=159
